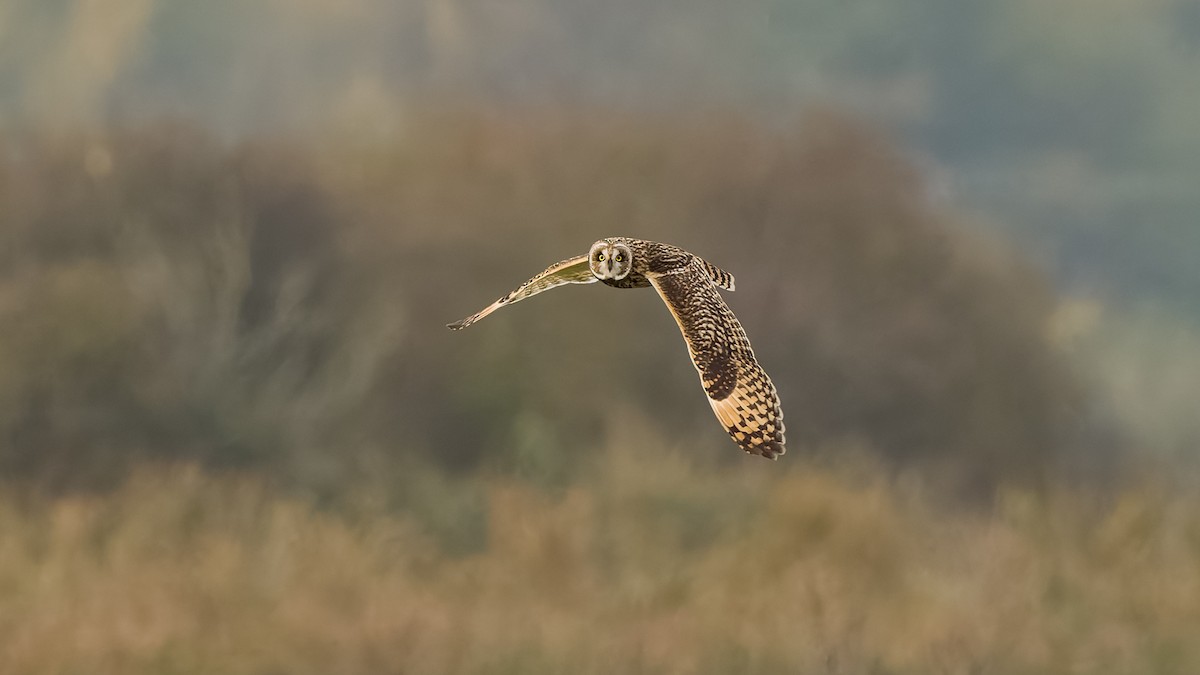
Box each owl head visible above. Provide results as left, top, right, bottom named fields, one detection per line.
left=588, top=239, right=633, bottom=280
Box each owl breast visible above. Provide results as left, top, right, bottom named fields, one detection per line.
left=602, top=272, right=652, bottom=289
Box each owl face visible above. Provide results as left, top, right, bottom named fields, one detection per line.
left=588, top=239, right=633, bottom=280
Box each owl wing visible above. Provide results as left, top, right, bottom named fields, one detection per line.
left=649, top=263, right=785, bottom=459
left=447, top=254, right=597, bottom=330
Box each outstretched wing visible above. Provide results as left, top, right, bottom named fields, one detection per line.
left=649, top=263, right=785, bottom=459
left=447, top=254, right=596, bottom=330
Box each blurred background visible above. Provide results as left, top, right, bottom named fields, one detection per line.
left=2, top=1, right=1199, bottom=673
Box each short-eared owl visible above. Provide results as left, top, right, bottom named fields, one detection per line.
left=448, top=238, right=785, bottom=459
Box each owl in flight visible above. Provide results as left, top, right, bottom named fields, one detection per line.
left=448, top=238, right=785, bottom=459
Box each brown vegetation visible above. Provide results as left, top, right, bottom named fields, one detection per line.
left=3, top=456, right=1198, bottom=674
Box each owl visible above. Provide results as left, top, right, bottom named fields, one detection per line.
left=448, top=237, right=785, bottom=459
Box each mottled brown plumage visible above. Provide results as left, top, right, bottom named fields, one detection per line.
left=448, top=237, right=785, bottom=459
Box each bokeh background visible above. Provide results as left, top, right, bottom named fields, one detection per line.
left=2, top=1, right=1200, bottom=673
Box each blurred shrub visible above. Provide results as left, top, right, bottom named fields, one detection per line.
left=0, top=126, right=402, bottom=493
left=0, top=111, right=1081, bottom=495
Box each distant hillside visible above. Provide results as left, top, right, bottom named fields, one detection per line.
left=0, top=114, right=1082, bottom=495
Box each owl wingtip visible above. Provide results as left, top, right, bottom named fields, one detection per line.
left=447, top=319, right=466, bottom=330
left=755, top=441, right=786, bottom=460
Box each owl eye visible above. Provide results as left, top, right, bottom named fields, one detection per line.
left=596, top=253, right=606, bottom=262
left=614, top=252, right=625, bottom=263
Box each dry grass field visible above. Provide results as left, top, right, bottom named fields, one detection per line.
left=3, top=449, right=1198, bottom=675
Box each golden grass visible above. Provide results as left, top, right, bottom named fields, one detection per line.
left=2, top=452, right=1198, bottom=675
